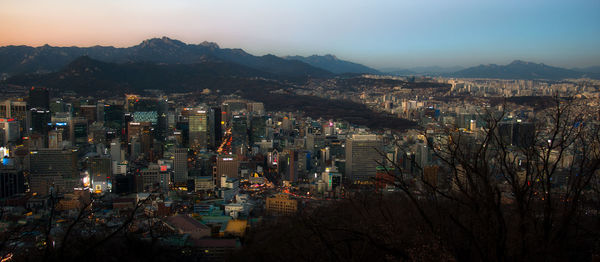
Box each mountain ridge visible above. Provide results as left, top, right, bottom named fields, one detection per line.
left=450, top=60, right=597, bottom=80
left=0, top=37, right=333, bottom=78
left=284, top=54, right=380, bottom=74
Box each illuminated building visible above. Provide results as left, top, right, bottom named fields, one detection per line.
left=189, top=109, right=208, bottom=150
left=215, top=155, right=239, bottom=187
left=231, top=115, right=248, bottom=153
left=321, top=166, right=342, bottom=192
left=89, top=157, right=112, bottom=193
left=265, top=194, right=297, bottom=216
left=345, top=134, right=383, bottom=182
left=29, top=148, right=79, bottom=195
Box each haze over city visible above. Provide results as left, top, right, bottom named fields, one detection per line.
left=2, top=0, right=600, bottom=68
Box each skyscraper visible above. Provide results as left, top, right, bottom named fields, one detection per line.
left=209, top=107, right=222, bottom=150
left=29, top=148, right=79, bottom=194
left=189, top=109, right=208, bottom=150
left=215, top=155, right=239, bottom=187
left=345, top=134, right=383, bottom=182
left=28, top=87, right=49, bottom=110
left=173, top=148, right=188, bottom=184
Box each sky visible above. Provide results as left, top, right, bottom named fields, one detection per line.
left=1, top=0, right=599, bottom=69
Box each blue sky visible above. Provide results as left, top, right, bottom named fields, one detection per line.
left=1, top=0, right=599, bottom=69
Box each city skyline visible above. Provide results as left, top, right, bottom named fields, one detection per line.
left=1, top=0, right=599, bottom=69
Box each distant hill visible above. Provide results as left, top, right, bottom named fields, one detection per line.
left=284, top=54, right=380, bottom=74
left=0, top=37, right=333, bottom=78
left=451, top=60, right=596, bottom=80
left=5, top=56, right=277, bottom=95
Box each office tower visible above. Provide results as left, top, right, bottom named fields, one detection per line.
left=512, top=121, right=535, bottom=148
left=130, top=136, right=141, bottom=160
left=28, top=87, right=49, bottom=110
left=250, top=116, right=267, bottom=145
left=0, top=100, right=27, bottom=120
left=345, top=134, right=383, bottom=182
left=209, top=107, right=222, bottom=150
left=0, top=167, right=25, bottom=198
left=283, top=149, right=297, bottom=182
left=321, top=166, right=342, bottom=192
left=89, top=157, right=112, bottom=193
left=70, top=117, right=88, bottom=147
left=79, top=105, right=97, bottom=124
left=50, top=99, right=68, bottom=114
left=48, top=129, right=64, bottom=148
left=127, top=121, right=151, bottom=142
left=140, top=164, right=160, bottom=192
left=247, top=102, right=265, bottom=115
left=215, top=155, right=239, bottom=187
left=173, top=148, right=188, bottom=184
left=110, top=139, right=122, bottom=163
left=189, top=109, right=208, bottom=150
left=265, top=194, right=297, bottom=216
left=0, top=118, right=19, bottom=145
left=231, top=115, right=248, bottom=153
left=103, top=103, right=124, bottom=130
left=29, top=148, right=79, bottom=195
left=27, top=108, right=51, bottom=135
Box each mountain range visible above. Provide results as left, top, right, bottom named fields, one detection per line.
left=384, top=61, right=600, bottom=80
left=5, top=55, right=277, bottom=95
left=0, top=37, right=387, bottom=78
left=284, top=54, right=380, bottom=74
left=1, top=37, right=599, bottom=80
left=0, top=37, right=335, bottom=78
left=450, top=60, right=599, bottom=80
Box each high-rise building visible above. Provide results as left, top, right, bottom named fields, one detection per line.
left=0, top=167, right=25, bottom=198
left=0, top=100, right=27, bottom=120
left=27, top=108, right=51, bottom=135
left=209, top=107, right=222, bottom=150
left=189, top=109, right=208, bottom=150
left=173, top=148, right=188, bottom=184
left=29, top=148, right=79, bottom=194
left=89, top=157, right=112, bottom=193
left=140, top=164, right=160, bottom=192
left=345, top=134, right=383, bottom=182
left=250, top=116, right=267, bottom=145
left=265, top=194, right=297, bottom=216
left=231, top=115, right=248, bottom=153
left=28, top=87, right=49, bottom=110
left=70, top=117, right=88, bottom=147
left=0, top=118, right=19, bottom=145
left=48, top=129, right=64, bottom=148
left=215, top=155, right=239, bottom=187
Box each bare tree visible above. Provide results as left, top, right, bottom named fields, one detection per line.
left=371, top=97, right=600, bottom=261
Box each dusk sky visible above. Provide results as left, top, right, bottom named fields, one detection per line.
left=1, top=0, right=599, bottom=69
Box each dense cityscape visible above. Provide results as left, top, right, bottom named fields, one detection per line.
left=2, top=0, right=600, bottom=261
left=1, top=70, right=599, bottom=260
